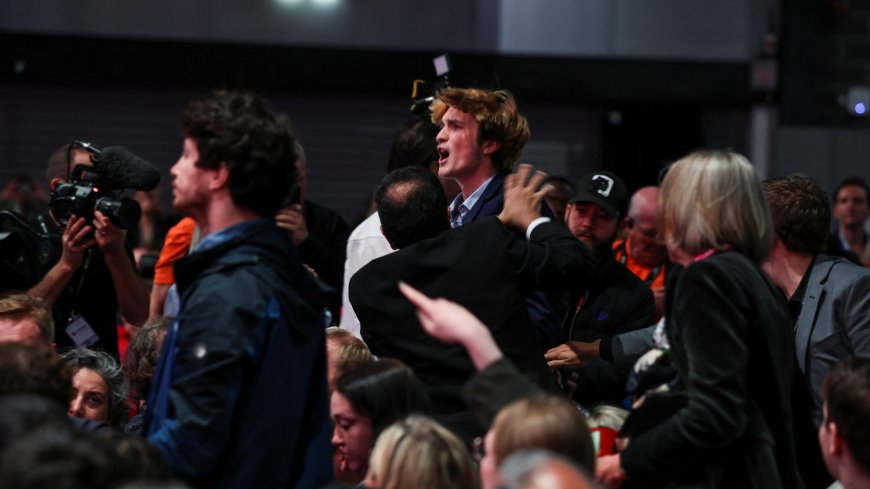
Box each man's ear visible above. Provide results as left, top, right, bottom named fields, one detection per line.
left=49, top=178, right=64, bottom=191
left=828, top=422, right=846, bottom=456
left=481, top=140, right=501, bottom=156
left=209, top=162, right=230, bottom=191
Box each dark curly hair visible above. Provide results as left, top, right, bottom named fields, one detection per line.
left=181, top=90, right=298, bottom=217
left=763, top=175, right=830, bottom=255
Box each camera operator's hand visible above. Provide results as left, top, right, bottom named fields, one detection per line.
left=60, top=215, right=96, bottom=271
left=93, top=211, right=126, bottom=258
left=275, top=203, right=309, bottom=246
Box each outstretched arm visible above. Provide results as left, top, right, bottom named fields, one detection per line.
left=399, top=282, right=502, bottom=370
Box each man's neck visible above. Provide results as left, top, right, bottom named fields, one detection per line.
left=196, top=195, right=259, bottom=237
left=838, top=455, right=870, bottom=489
left=459, top=170, right=497, bottom=200
left=766, top=251, right=814, bottom=299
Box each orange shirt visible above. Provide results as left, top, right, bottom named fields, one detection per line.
left=612, top=239, right=666, bottom=292
left=152, top=217, right=197, bottom=285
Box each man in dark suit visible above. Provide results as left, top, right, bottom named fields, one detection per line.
left=827, top=176, right=869, bottom=265
left=431, top=87, right=563, bottom=347
left=763, top=175, right=870, bottom=488
left=349, top=165, right=595, bottom=443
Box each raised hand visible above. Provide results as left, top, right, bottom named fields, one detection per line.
left=497, top=163, right=553, bottom=230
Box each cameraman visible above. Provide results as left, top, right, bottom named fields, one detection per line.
left=24, top=144, right=149, bottom=359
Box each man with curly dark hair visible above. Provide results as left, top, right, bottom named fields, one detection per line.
left=144, top=90, right=333, bottom=488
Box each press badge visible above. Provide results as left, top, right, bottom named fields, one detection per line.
left=65, top=314, right=100, bottom=348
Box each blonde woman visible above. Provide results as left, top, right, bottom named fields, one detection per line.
left=364, top=415, right=476, bottom=489
left=596, top=150, right=799, bottom=488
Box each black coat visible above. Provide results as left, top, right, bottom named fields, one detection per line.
left=620, top=251, right=799, bottom=489
left=349, top=216, right=594, bottom=442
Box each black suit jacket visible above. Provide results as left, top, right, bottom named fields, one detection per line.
left=621, top=251, right=799, bottom=489
left=349, top=216, right=594, bottom=441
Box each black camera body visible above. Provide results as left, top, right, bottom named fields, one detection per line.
left=50, top=163, right=141, bottom=230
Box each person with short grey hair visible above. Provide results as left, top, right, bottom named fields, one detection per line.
left=60, top=348, right=129, bottom=428
left=500, top=449, right=598, bottom=489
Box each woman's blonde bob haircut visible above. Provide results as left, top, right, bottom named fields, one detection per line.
left=490, top=395, right=595, bottom=473
left=366, top=415, right=476, bottom=489
left=659, top=149, right=773, bottom=263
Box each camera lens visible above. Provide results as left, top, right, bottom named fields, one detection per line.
left=95, top=197, right=141, bottom=230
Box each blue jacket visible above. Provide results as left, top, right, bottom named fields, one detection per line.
left=145, top=219, right=333, bottom=488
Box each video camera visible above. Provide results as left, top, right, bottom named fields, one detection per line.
left=410, top=54, right=452, bottom=117
left=49, top=141, right=160, bottom=230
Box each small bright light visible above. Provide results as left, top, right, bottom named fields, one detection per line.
left=855, top=103, right=866, bottom=115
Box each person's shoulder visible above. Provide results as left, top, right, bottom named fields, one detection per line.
left=679, top=251, right=751, bottom=288
left=348, top=212, right=382, bottom=241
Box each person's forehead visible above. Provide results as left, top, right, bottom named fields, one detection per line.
left=838, top=184, right=869, bottom=201
left=0, top=318, right=42, bottom=343
left=570, top=201, right=608, bottom=213
left=443, top=106, right=477, bottom=123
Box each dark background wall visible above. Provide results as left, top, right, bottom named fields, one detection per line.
left=1, top=0, right=867, bottom=223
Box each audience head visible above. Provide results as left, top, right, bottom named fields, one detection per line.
left=387, top=119, right=441, bottom=173
left=325, top=326, right=375, bottom=392
left=0, top=424, right=173, bottom=489
left=46, top=143, right=94, bottom=183
left=375, top=166, right=449, bottom=249
left=123, top=316, right=171, bottom=405
left=0, top=394, right=70, bottom=455
left=565, top=171, right=628, bottom=256
left=819, top=356, right=870, bottom=482
left=762, top=175, right=830, bottom=255
left=0, top=342, right=71, bottom=407
left=364, top=415, right=476, bottom=489
left=331, top=359, right=432, bottom=479
left=430, top=88, right=529, bottom=177
left=624, top=186, right=667, bottom=267
left=177, top=90, right=297, bottom=217
left=60, top=349, right=129, bottom=427
left=659, top=149, right=773, bottom=265
left=499, top=449, right=597, bottom=489
left=480, top=395, right=595, bottom=489
left=0, top=294, right=54, bottom=348
left=833, top=176, right=870, bottom=231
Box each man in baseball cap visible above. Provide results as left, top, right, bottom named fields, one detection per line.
left=565, top=171, right=629, bottom=255
left=545, top=170, right=655, bottom=407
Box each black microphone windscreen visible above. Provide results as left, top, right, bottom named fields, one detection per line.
left=93, top=146, right=161, bottom=191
